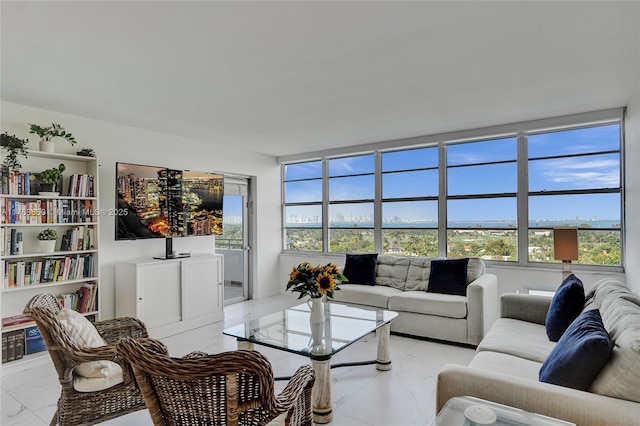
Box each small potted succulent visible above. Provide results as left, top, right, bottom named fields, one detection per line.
left=39, top=163, right=66, bottom=195
left=76, top=147, right=96, bottom=157
left=37, top=228, right=58, bottom=253
left=29, top=123, right=77, bottom=153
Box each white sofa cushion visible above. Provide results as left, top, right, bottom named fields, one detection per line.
left=588, top=279, right=640, bottom=403
left=405, top=257, right=431, bottom=291
left=332, top=284, right=402, bottom=308
left=388, top=291, right=467, bottom=318
left=476, top=318, right=556, bottom=363
left=468, top=350, right=542, bottom=382
left=375, top=255, right=410, bottom=290
left=466, top=258, right=486, bottom=283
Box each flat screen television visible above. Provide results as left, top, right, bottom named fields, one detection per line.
left=116, top=162, right=223, bottom=258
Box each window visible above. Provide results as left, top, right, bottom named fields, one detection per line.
left=527, top=124, right=621, bottom=266
left=382, top=147, right=438, bottom=256
left=447, top=138, right=518, bottom=261
left=283, top=161, right=323, bottom=251
left=280, top=110, right=624, bottom=269
left=328, top=155, right=374, bottom=253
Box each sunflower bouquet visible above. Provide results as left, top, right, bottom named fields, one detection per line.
left=286, top=262, right=347, bottom=299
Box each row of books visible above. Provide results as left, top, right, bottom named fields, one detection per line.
left=67, top=174, right=95, bottom=197
left=1, top=198, right=95, bottom=224
left=3, top=318, right=94, bottom=364
left=1, top=287, right=99, bottom=329
left=2, top=255, right=94, bottom=288
left=59, top=225, right=96, bottom=251
left=1, top=225, right=96, bottom=257
left=0, top=169, right=95, bottom=197
left=60, top=282, right=98, bottom=313
left=2, top=330, right=26, bottom=363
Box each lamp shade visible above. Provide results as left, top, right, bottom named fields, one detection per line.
left=554, top=227, right=579, bottom=261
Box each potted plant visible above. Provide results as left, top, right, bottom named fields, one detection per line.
left=29, top=123, right=77, bottom=153
left=39, top=163, right=66, bottom=195
left=37, top=228, right=58, bottom=253
left=1, top=132, right=29, bottom=172
left=76, top=147, right=96, bottom=157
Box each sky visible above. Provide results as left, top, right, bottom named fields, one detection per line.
left=283, top=124, right=621, bottom=226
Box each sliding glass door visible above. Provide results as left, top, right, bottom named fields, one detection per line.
left=216, top=177, right=250, bottom=304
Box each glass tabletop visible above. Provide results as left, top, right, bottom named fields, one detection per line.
left=223, top=302, right=398, bottom=360
left=436, top=396, right=575, bottom=426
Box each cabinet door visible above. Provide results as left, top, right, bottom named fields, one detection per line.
left=182, top=256, right=221, bottom=320
left=138, top=262, right=182, bottom=328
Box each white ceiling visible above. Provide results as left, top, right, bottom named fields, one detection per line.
left=2, top=1, right=639, bottom=158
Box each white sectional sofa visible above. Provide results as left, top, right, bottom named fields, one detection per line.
left=436, top=278, right=640, bottom=425
left=331, top=255, right=498, bottom=346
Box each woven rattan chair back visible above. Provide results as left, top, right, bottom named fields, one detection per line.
left=117, top=337, right=314, bottom=426
left=23, top=293, right=148, bottom=426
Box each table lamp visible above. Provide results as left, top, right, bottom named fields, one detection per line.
left=553, top=227, right=578, bottom=279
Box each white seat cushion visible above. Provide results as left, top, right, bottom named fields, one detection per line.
left=476, top=318, right=556, bottom=363
left=332, top=284, right=401, bottom=308
left=388, top=291, right=467, bottom=318
left=57, top=309, right=124, bottom=391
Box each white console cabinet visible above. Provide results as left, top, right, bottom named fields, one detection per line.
left=115, top=253, right=223, bottom=338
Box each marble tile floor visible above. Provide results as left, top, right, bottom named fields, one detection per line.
left=1, top=295, right=475, bottom=426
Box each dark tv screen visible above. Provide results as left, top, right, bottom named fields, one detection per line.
left=116, top=162, right=223, bottom=240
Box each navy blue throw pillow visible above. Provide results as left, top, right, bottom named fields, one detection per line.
left=427, top=258, right=469, bottom=296
left=343, top=253, right=378, bottom=286
left=545, top=274, right=585, bottom=342
left=539, top=309, right=613, bottom=391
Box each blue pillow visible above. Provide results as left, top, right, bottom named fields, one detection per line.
left=343, top=253, right=378, bottom=286
left=427, top=258, right=469, bottom=296
left=539, top=309, right=613, bottom=391
left=545, top=274, right=585, bottom=342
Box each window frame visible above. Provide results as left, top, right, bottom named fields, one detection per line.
left=280, top=109, right=625, bottom=273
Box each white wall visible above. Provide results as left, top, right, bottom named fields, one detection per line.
left=624, top=61, right=640, bottom=294
left=1, top=101, right=283, bottom=318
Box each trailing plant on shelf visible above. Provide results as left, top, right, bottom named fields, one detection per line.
left=29, top=123, right=77, bottom=146
left=37, top=228, right=58, bottom=241
left=40, top=163, right=66, bottom=185
left=1, top=132, right=29, bottom=171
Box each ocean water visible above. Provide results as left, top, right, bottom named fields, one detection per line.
left=288, top=220, right=620, bottom=229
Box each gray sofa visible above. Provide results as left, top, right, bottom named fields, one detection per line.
left=332, top=255, right=498, bottom=345
left=437, top=278, right=640, bottom=425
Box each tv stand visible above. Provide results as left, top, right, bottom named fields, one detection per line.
left=153, top=237, right=192, bottom=260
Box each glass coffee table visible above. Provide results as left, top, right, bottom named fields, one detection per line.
left=223, top=302, right=398, bottom=424
left=436, top=396, right=576, bottom=425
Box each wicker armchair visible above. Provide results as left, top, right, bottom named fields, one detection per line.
left=116, top=337, right=315, bottom=426
left=23, top=293, right=148, bottom=426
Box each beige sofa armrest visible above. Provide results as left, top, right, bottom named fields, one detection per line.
left=437, top=364, right=640, bottom=426
left=466, top=274, right=498, bottom=345
left=500, top=293, right=551, bottom=325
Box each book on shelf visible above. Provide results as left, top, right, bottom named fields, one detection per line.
left=3, top=330, right=25, bottom=363
left=2, top=334, right=6, bottom=363
left=2, top=314, right=32, bottom=328
left=25, top=326, right=45, bottom=355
